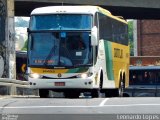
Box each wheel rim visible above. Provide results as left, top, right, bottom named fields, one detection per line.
left=119, top=81, right=124, bottom=97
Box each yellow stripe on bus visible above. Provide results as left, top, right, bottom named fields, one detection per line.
left=30, top=68, right=68, bottom=74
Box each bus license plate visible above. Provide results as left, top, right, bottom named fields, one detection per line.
left=55, top=82, right=65, bottom=86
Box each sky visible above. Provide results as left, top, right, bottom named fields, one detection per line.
left=15, top=17, right=30, bottom=22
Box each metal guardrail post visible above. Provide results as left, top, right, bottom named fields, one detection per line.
left=10, top=84, right=16, bottom=95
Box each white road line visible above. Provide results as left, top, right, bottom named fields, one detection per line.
left=0, top=103, right=160, bottom=109
left=0, top=106, right=99, bottom=109
left=99, top=98, right=110, bottom=106
left=103, top=104, right=160, bottom=107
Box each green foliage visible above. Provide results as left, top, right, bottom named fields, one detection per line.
left=128, top=21, right=133, bottom=41
left=128, top=21, right=134, bottom=56
left=21, top=40, right=28, bottom=51
left=129, top=41, right=134, bottom=56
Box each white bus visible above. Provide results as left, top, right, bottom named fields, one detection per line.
left=27, top=6, right=129, bottom=98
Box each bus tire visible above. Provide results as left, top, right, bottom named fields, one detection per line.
left=118, top=81, right=124, bottom=97
left=39, top=89, right=49, bottom=98
left=92, top=71, right=103, bottom=98
left=118, top=74, right=125, bottom=97
left=99, top=72, right=103, bottom=92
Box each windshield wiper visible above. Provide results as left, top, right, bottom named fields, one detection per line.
left=73, top=64, right=92, bottom=68
left=43, top=45, right=57, bottom=66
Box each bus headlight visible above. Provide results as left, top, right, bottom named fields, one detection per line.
left=29, top=73, right=41, bottom=79
left=77, top=73, right=93, bottom=79
left=81, top=73, right=88, bottom=79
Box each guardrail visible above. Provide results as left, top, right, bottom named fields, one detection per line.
left=0, top=78, right=38, bottom=96
left=0, top=78, right=29, bottom=85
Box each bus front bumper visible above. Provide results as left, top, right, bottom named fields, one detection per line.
left=29, top=77, right=94, bottom=89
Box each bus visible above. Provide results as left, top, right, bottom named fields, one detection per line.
left=126, top=66, right=160, bottom=97
left=27, top=6, right=129, bottom=98
left=16, top=51, right=27, bottom=81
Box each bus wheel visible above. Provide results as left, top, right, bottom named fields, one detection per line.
left=118, top=80, right=124, bottom=97
left=92, top=72, right=103, bottom=98
left=39, top=89, right=49, bottom=98
left=99, top=73, right=103, bottom=92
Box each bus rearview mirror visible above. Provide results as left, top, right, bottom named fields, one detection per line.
left=91, top=26, right=98, bottom=46
left=27, top=28, right=30, bottom=33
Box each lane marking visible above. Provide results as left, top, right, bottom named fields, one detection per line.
left=103, top=104, right=160, bottom=107
left=99, top=98, right=110, bottom=106
left=1, top=103, right=160, bottom=109
left=0, top=106, right=98, bottom=109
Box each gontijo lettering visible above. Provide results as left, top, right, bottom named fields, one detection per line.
left=114, top=48, right=123, bottom=58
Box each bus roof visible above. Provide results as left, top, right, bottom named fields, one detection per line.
left=130, top=66, right=160, bottom=70
left=31, top=6, right=127, bottom=24
left=16, top=51, right=27, bottom=58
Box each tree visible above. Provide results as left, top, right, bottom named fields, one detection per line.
left=21, top=40, right=28, bottom=51
left=128, top=20, right=134, bottom=56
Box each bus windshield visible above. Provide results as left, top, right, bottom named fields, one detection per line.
left=30, top=14, right=92, bottom=30
left=28, top=32, right=92, bottom=67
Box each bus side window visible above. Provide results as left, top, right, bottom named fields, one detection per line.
left=144, top=71, right=149, bottom=84
left=157, top=72, right=160, bottom=84
left=130, top=73, right=136, bottom=85
left=143, top=71, right=155, bottom=85
left=148, top=72, right=156, bottom=84
left=137, top=74, right=143, bottom=84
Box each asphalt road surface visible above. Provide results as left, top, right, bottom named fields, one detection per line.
left=0, top=97, right=160, bottom=120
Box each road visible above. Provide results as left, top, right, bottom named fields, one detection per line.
left=0, top=97, right=160, bottom=120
